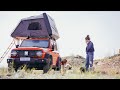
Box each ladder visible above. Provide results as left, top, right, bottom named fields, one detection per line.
left=0, top=39, right=15, bottom=63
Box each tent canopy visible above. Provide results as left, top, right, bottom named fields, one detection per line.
left=11, top=13, right=60, bottom=40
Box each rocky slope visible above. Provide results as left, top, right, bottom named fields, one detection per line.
left=94, top=54, right=120, bottom=75
left=62, top=55, right=85, bottom=67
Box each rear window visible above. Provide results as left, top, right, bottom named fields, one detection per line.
left=28, top=22, right=42, bottom=30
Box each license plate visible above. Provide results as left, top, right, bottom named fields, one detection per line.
left=20, top=57, right=30, bottom=61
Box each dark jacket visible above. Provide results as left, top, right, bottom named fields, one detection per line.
left=86, top=41, right=94, bottom=54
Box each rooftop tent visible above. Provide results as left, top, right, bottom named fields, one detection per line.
left=11, top=13, right=60, bottom=40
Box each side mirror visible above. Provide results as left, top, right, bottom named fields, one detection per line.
left=16, top=45, right=19, bottom=48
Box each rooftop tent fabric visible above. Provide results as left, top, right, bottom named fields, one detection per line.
left=11, top=13, right=60, bottom=40
left=43, top=13, right=59, bottom=40
left=28, top=22, right=42, bottom=30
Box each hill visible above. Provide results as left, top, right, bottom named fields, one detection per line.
left=94, top=54, right=120, bottom=75
left=62, top=55, right=85, bottom=67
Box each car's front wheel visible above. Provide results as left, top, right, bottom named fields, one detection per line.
left=43, top=56, right=52, bottom=74
left=8, top=62, right=16, bottom=73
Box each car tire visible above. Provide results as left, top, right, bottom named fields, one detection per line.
left=56, top=57, right=61, bottom=71
left=43, top=56, right=52, bottom=74
left=8, top=62, right=16, bottom=73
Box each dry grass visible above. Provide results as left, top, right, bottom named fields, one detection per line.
left=0, top=66, right=119, bottom=79
left=0, top=54, right=120, bottom=79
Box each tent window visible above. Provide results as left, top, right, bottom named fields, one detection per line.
left=28, top=22, right=42, bottom=30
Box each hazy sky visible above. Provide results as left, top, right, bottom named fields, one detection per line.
left=0, top=11, right=120, bottom=67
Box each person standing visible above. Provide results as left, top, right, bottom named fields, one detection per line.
left=85, top=35, right=95, bottom=71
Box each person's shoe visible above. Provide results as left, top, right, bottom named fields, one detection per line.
left=86, top=68, right=89, bottom=72
left=89, top=67, right=94, bottom=71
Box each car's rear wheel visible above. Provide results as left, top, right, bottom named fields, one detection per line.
left=56, top=57, right=61, bottom=71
